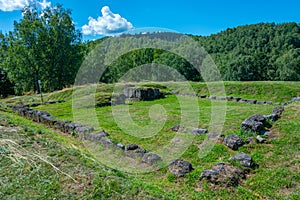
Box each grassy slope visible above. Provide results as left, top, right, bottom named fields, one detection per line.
left=2, top=81, right=300, bottom=107
left=0, top=81, right=299, bottom=199
left=0, top=112, right=173, bottom=199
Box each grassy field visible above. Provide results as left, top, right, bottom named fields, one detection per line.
left=0, top=81, right=299, bottom=199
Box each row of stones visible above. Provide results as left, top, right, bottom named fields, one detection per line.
left=199, top=106, right=285, bottom=187
left=11, top=95, right=300, bottom=187
left=207, top=96, right=275, bottom=105
left=167, top=96, right=299, bottom=187
left=10, top=104, right=259, bottom=183
left=11, top=106, right=163, bottom=166
left=173, top=90, right=277, bottom=105
left=169, top=105, right=283, bottom=151
left=22, top=100, right=65, bottom=108
left=167, top=127, right=259, bottom=185
left=223, top=106, right=285, bottom=151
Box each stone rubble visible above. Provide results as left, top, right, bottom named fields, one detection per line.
left=230, top=152, right=258, bottom=169
left=200, top=162, right=246, bottom=187
left=224, top=134, right=245, bottom=150
left=168, top=158, right=194, bottom=177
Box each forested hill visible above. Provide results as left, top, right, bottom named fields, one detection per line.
left=86, top=22, right=300, bottom=83
left=193, top=22, right=300, bottom=81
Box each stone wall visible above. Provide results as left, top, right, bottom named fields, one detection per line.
left=11, top=105, right=162, bottom=167
left=124, top=86, right=164, bottom=101
left=175, top=91, right=279, bottom=105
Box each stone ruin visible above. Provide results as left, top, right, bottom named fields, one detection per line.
left=110, top=85, right=165, bottom=106
left=175, top=90, right=278, bottom=105
left=200, top=162, right=246, bottom=187
left=10, top=94, right=300, bottom=188
left=241, top=106, right=284, bottom=134
left=12, top=106, right=95, bottom=136
left=11, top=105, right=163, bottom=168
left=167, top=100, right=295, bottom=186
left=168, top=158, right=194, bottom=177
left=123, top=85, right=164, bottom=101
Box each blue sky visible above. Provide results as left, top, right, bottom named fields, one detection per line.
left=0, top=0, right=299, bottom=41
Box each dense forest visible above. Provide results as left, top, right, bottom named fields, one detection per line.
left=194, top=22, right=300, bottom=81
left=102, top=23, right=300, bottom=83
left=0, top=3, right=299, bottom=97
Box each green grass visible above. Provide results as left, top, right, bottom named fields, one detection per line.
left=1, top=81, right=300, bottom=199
left=0, top=112, right=175, bottom=199
left=193, top=81, right=300, bottom=103
left=3, top=81, right=300, bottom=107
left=35, top=91, right=275, bottom=151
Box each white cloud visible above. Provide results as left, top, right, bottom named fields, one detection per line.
left=82, top=6, right=133, bottom=36
left=38, top=0, right=51, bottom=10
left=0, top=0, right=51, bottom=12
left=0, top=0, right=30, bottom=11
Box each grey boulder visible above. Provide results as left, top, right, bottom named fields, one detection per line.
left=230, top=152, right=258, bottom=169
left=264, top=114, right=279, bottom=122
left=74, top=126, right=94, bottom=136
left=168, top=158, right=193, bottom=177
left=200, top=162, right=246, bottom=187
left=83, top=130, right=109, bottom=141
left=190, top=128, right=208, bottom=135
left=272, top=106, right=284, bottom=116
left=241, top=114, right=266, bottom=133
left=224, top=134, right=245, bottom=150
left=125, top=144, right=139, bottom=151
left=169, top=124, right=184, bottom=132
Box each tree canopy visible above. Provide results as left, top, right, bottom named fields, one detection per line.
left=91, top=23, right=300, bottom=83
left=1, top=4, right=84, bottom=95
left=195, top=22, right=300, bottom=81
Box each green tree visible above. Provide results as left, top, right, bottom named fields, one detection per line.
left=0, top=32, right=14, bottom=97
left=86, top=23, right=300, bottom=82
left=41, top=5, right=83, bottom=90
left=276, top=49, right=300, bottom=81
left=5, top=7, right=43, bottom=94
left=4, top=4, right=83, bottom=94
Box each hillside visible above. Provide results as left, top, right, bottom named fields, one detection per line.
left=87, top=22, right=300, bottom=83
left=91, top=23, right=300, bottom=82
left=195, top=22, right=300, bottom=81
left=1, top=22, right=300, bottom=98
left=0, top=82, right=299, bottom=199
